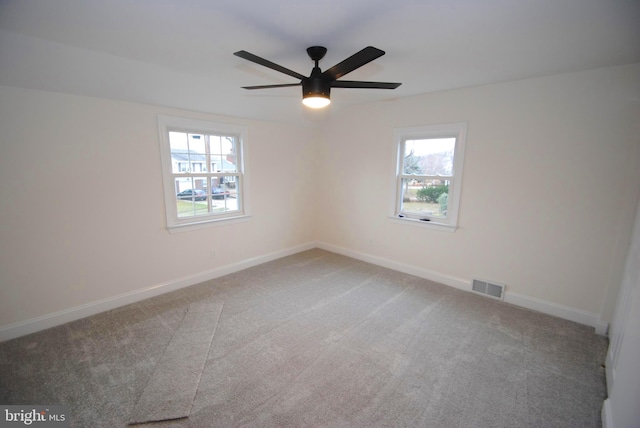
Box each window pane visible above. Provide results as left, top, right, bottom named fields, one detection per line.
left=209, top=176, right=239, bottom=213
left=187, top=134, right=207, bottom=172
left=220, top=175, right=238, bottom=197
left=210, top=136, right=237, bottom=173
left=222, top=155, right=237, bottom=173
left=210, top=155, right=223, bottom=173
left=209, top=135, right=222, bottom=155
left=169, top=132, right=189, bottom=173
left=400, top=178, right=450, bottom=218
left=221, top=136, right=236, bottom=156
left=403, top=138, right=455, bottom=176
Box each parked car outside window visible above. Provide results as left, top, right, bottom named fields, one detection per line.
left=177, top=189, right=207, bottom=201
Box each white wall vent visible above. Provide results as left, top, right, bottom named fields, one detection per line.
left=471, top=279, right=505, bottom=300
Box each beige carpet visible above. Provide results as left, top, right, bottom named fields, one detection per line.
left=128, top=301, right=223, bottom=425
left=0, top=249, right=608, bottom=427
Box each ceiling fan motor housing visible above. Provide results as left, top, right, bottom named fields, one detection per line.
left=302, top=78, right=331, bottom=99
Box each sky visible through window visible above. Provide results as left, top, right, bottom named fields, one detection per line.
left=168, top=132, right=234, bottom=155
left=404, top=138, right=455, bottom=177
left=404, top=138, right=455, bottom=156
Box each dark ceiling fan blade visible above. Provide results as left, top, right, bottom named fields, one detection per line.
left=331, top=80, right=402, bottom=89
left=241, top=83, right=302, bottom=90
left=234, top=50, right=307, bottom=81
left=321, top=46, right=385, bottom=80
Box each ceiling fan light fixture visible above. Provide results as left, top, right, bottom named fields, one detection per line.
left=302, top=95, right=331, bottom=109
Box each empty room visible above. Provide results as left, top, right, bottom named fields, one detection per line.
left=1, top=1, right=639, bottom=427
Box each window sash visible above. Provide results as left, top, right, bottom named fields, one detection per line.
left=397, top=176, right=454, bottom=219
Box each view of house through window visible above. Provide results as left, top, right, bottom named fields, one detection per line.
left=169, top=132, right=240, bottom=218
left=158, top=116, right=246, bottom=230
left=394, top=123, right=466, bottom=230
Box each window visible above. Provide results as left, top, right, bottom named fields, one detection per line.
left=393, top=122, right=467, bottom=231
left=158, top=116, right=247, bottom=231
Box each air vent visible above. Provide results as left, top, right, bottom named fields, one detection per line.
left=471, top=279, right=505, bottom=300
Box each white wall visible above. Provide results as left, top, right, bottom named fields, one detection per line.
left=317, top=64, right=640, bottom=325
left=0, top=85, right=318, bottom=331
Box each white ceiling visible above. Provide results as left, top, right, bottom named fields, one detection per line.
left=1, top=0, right=639, bottom=124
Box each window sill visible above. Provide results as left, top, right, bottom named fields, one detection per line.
left=388, top=216, right=457, bottom=232
left=167, top=214, right=250, bottom=233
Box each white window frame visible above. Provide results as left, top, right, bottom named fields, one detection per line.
left=158, top=115, right=249, bottom=232
left=391, top=122, right=467, bottom=232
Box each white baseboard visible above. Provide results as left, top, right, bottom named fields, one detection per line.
left=317, top=242, right=606, bottom=334
left=0, top=241, right=607, bottom=342
left=316, top=242, right=470, bottom=291
left=0, top=242, right=316, bottom=342
left=505, top=292, right=604, bottom=333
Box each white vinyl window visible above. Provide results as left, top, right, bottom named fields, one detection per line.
left=158, top=116, right=247, bottom=231
left=393, top=122, right=467, bottom=231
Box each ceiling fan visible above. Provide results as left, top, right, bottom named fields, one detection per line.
left=234, top=46, right=401, bottom=108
